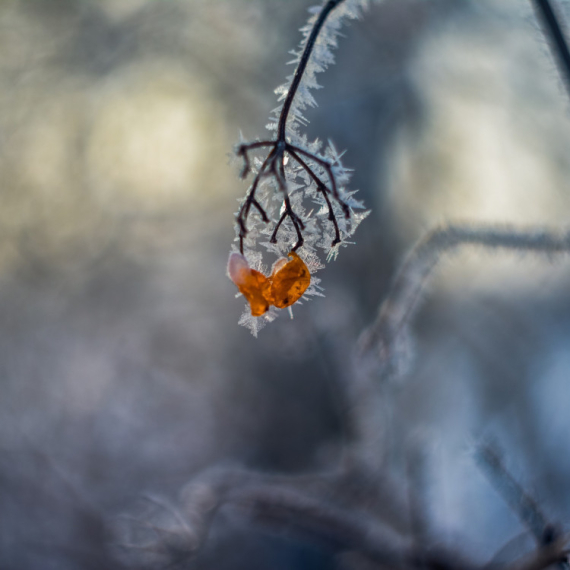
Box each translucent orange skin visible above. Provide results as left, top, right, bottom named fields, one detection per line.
left=270, top=252, right=311, bottom=309
left=234, top=267, right=272, bottom=317
left=230, top=252, right=311, bottom=316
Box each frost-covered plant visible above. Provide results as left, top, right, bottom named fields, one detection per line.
left=229, top=0, right=371, bottom=335
left=117, top=3, right=570, bottom=569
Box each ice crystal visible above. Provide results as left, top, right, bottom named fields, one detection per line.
left=231, top=0, right=372, bottom=333
left=270, top=0, right=370, bottom=137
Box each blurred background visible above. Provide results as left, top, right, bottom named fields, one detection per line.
left=2, top=0, right=570, bottom=568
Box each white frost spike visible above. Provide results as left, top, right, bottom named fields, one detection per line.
left=231, top=0, right=373, bottom=334
left=270, top=0, right=372, bottom=137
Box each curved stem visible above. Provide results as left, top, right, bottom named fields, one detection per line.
left=237, top=150, right=276, bottom=252
left=277, top=0, right=346, bottom=140
left=237, top=0, right=351, bottom=251
left=287, top=143, right=350, bottom=216
left=287, top=148, right=342, bottom=245
left=359, top=224, right=570, bottom=357
left=531, top=0, right=570, bottom=100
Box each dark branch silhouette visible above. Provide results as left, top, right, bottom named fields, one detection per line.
left=236, top=0, right=352, bottom=253
left=532, top=0, right=570, bottom=99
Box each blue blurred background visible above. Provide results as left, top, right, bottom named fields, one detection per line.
left=2, top=0, right=570, bottom=568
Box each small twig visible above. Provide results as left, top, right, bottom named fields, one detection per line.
left=141, top=495, right=194, bottom=537
left=276, top=0, right=346, bottom=141
left=406, top=445, right=431, bottom=551
left=476, top=444, right=549, bottom=543
left=351, top=223, right=570, bottom=470
left=235, top=0, right=353, bottom=253
left=229, top=484, right=477, bottom=570
left=287, top=143, right=350, bottom=217
left=124, top=463, right=570, bottom=570
left=508, top=536, right=570, bottom=570
left=237, top=141, right=274, bottom=178
left=531, top=0, right=570, bottom=100
left=477, top=444, right=570, bottom=570
left=122, top=466, right=406, bottom=562
left=288, top=148, right=342, bottom=245
left=358, top=223, right=570, bottom=365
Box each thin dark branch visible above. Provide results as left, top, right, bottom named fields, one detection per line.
left=531, top=0, right=570, bottom=100
left=237, top=150, right=275, bottom=251
left=124, top=463, right=569, bottom=570
left=267, top=154, right=305, bottom=249
left=238, top=151, right=274, bottom=222
left=270, top=211, right=288, bottom=244
left=287, top=143, right=350, bottom=217
left=238, top=141, right=274, bottom=153
left=477, top=444, right=570, bottom=570
left=359, top=224, right=570, bottom=362
left=235, top=0, right=353, bottom=253
left=237, top=141, right=274, bottom=178
left=229, top=484, right=486, bottom=570
left=476, top=444, right=549, bottom=543
left=277, top=0, right=347, bottom=140
left=288, top=148, right=342, bottom=245
left=231, top=485, right=407, bottom=567
left=234, top=484, right=569, bottom=570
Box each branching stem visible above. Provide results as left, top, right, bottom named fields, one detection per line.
left=359, top=224, right=570, bottom=362
left=532, top=0, right=570, bottom=100
left=277, top=0, right=345, bottom=141
left=235, top=0, right=351, bottom=254
left=476, top=444, right=550, bottom=543
left=288, top=149, right=342, bottom=245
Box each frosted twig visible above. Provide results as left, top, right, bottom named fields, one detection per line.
left=121, top=464, right=568, bottom=570
left=235, top=0, right=355, bottom=254
left=477, top=443, right=570, bottom=570
left=358, top=224, right=570, bottom=367
left=531, top=0, right=570, bottom=100
left=176, top=469, right=466, bottom=570
left=476, top=444, right=551, bottom=544
left=288, top=148, right=343, bottom=245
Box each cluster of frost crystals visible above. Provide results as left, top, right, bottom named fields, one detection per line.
left=232, top=0, right=372, bottom=335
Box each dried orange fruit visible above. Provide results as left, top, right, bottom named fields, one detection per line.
left=227, top=253, right=272, bottom=317
left=269, top=252, right=311, bottom=309
left=228, top=251, right=311, bottom=316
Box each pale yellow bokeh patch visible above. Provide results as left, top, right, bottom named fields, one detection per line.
left=86, top=60, right=228, bottom=213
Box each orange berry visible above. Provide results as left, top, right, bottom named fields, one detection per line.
left=227, top=253, right=271, bottom=316
left=228, top=251, right=311, bottom=316
left=269, top=251, right=311, bottom=309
